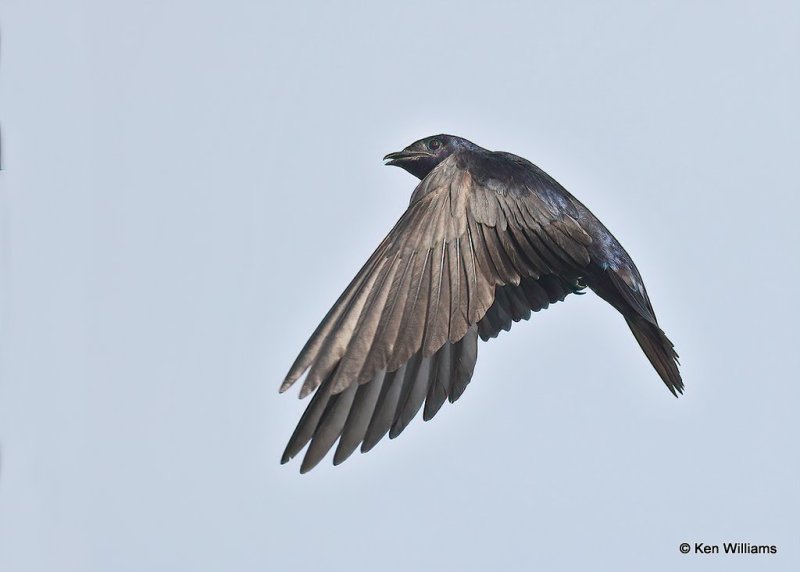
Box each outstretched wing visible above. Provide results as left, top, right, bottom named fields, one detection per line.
left=280, top=152, right=594, bottom=472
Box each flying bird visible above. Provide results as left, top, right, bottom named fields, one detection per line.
left=280, top=134, right=682, bottom=473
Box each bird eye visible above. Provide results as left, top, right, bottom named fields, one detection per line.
left=428, top=139, right=442, bottom=151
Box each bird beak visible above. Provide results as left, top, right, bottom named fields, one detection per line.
left=383, top=150, right=431, bottom=167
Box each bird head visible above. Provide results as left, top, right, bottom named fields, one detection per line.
left=383, top=134, right=476, bottom=180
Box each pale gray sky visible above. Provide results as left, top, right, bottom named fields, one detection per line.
left=1, top=1, right=799, bottom=571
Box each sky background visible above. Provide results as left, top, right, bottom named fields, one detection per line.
left=2, top=1, right=799, bottom=571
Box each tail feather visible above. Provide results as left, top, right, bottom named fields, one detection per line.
left=590, top=267, right=683, bottom=396
left=625, top=315, right=683, bottom=396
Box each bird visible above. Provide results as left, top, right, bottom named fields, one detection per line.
left=279, top=134, right=682, bottom=473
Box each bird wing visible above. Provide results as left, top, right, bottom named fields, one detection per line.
left=280, top=152, right=595, bottom=471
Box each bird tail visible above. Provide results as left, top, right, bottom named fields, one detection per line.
left=624, top=314, right=683, bottom=396
left=590, top=267, right=683, bottom=396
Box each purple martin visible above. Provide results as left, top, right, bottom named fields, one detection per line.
left=280, top=134, right=682, bottom=473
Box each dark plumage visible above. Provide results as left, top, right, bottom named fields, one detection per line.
left=280, top=134, right=682, bottom=473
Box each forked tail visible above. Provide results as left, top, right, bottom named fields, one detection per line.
left=624, top=314, right=683, bottom=396
left=590, top=266, right=683, bottom=396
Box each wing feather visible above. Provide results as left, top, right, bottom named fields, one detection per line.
left=422, top=239, right=450, bottom=356
left=391, top=248, right=433, bottom=369
left=390, top=354, right=432, bottom=438
left=449, top=327, right=479, bottom=403
left=323, top=253, right=402, bottom=395
left=423, top=342, right=451, bottom=421
left=280, top=237, right=397, bottom=391
left=300, top=382, right=358, bottom=473
left=333, top=369, right=387, bottom=465
left=361, top=366, right=405, bottom=453
left=483, top=223, right=521, bottom=285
